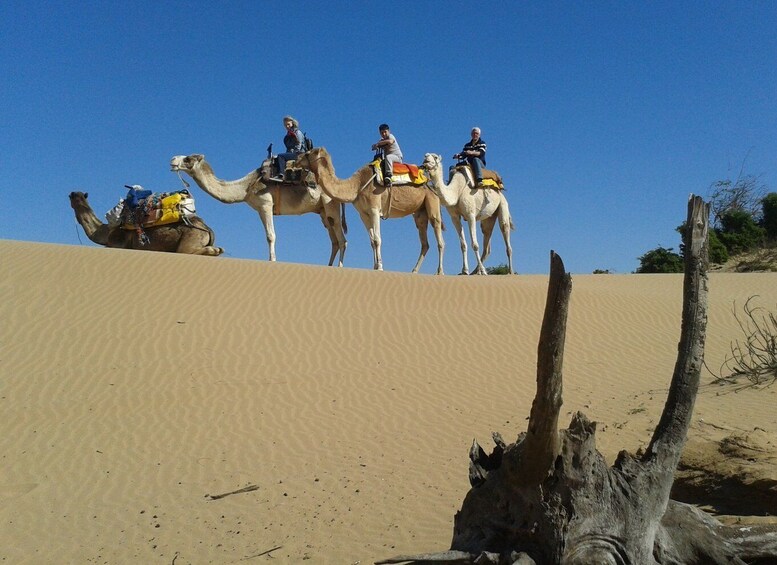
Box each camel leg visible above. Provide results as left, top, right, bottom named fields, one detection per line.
left=498, top=199, right=514, bottom=274
left=360, top=208, right=383, bottom=271
left=447, top=212, right=468, bottom=275
left=468, top=213, right=487, bottom=275
left=319, top=211, right=340, bottom=266
left=321, top=202, right=347, bottom=267
left=475, top=215, right=497, bottom=272
left=190, top=245, right=224, bottom=256
left=256, top=204, right=277, bottom=261
left=426, top=198, right=445, bottom=275
left=411, top=209, right=430, bottom=274
left=175, top=225, right=223, bottom=256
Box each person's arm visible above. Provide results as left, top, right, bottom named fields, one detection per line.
left=372, top=137, right=392, bottom=150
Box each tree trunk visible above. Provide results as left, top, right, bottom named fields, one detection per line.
left=377, top=196, right=777, bottom=565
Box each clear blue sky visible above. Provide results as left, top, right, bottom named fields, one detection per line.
left=2, top=1, right=775, bottom=274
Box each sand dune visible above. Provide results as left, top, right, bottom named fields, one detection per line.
left=1, top=239, right=776, bottom=564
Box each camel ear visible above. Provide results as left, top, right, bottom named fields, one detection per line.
left=84, top=192, right=89, bottom=199
left=192, top=154, right=204, bottom=161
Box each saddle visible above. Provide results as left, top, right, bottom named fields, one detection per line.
left=451, top=165, right=504, bottom=189
left=119, top=190, right=197, bottom=230
left=260, top=158, right=316, bottom=187
left=371, top=159, right=428, bottom=186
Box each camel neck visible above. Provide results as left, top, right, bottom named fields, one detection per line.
left=190, top=161, right=256, bottom=204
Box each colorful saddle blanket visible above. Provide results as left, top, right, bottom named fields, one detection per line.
left=452, top=165, right=504, bottom=190
left=370, top=159, right=428, bottom=186
left=117, top=190, right=197, bottom=230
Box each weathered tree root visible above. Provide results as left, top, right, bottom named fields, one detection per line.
left=377, top=196, right=777, bottom=565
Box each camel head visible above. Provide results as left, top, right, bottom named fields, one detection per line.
left=68, top=191, right=89, bottom=210
left=421, top=153, right=443, bottom=174
left=293, top=146, right=330, bottom=174
left=170, top=154, right=205, bottom=174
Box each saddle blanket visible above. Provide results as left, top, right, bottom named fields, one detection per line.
left=370, top=159, right=428, bottom=186
left=452, top=165, right=504, bottom=190
left=118, top=190, right=197, bottom=230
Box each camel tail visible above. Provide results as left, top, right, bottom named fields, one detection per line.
left=341, top=203, right=348, bottom=235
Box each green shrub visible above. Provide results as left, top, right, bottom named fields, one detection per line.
left=486, top=264, right=511, bottom=275
left=717, top=209, right=766, bottom=254
left=762, top=192, right=777, bottom=240
left=636, top=246, right=683, bottom=273
left=707, top=229, right=729, bottom=264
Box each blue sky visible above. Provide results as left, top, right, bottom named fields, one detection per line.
left=2, top=1, right=775, bottom=274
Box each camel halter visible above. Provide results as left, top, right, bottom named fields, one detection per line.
left=176, top=171, right=190, bottom=189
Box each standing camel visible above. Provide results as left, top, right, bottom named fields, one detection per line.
left=422, top=153, right=514, bottom=275
left=169, top=154, right=347, bottom=266
left=293, top=147, right=445, bottom=274
left=68, top=191, right=223, bottom=255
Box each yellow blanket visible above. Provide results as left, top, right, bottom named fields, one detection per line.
left=371, top=159, right=427, bottom=186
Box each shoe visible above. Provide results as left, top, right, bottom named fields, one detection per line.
left=384, top=177, right=393, bottom=187
left=476, top=178, right=484, bottom=186
left=271, top=175, right=284, bottom=182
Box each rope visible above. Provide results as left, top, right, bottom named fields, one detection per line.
left=73, top=218, right=84, bottom=245
left=177, top=170, right=190, bottom=189
left=359, top=173, right=377, bottom=194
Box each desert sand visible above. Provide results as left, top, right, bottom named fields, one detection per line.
left=1, top=239, right=776, bottom=564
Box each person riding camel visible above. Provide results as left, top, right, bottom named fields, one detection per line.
left=274, top=116, right=305, bottom=181
left=371, top=123, right=403, bottom=187
left=453, top=127, right=486, bottom=186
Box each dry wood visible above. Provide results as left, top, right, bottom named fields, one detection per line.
left=377, top=196, right=777, bottom=565
left=206, top=484, right=259, bottom=501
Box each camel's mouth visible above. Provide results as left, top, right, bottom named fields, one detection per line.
left=169, top=156, right=187, bottom=172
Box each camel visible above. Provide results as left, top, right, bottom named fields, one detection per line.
left=422, top=153, right=514, bottom=275
left=169, top=154, right=347, bottom=266
left=292, top=147, right=445, bottom=274
left=68, top=191, right=223, bottom=255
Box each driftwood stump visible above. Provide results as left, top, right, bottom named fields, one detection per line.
left=378, top=196, right=777, bottom=565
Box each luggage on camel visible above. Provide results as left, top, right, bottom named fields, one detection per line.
left=109, top=188, right=197, bottom=230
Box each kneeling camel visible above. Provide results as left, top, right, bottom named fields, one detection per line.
left=68, top=191, right=223, bottom=255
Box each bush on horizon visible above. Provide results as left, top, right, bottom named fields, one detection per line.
left=716, top=209, right=766, bottom=255
left=762, top=192, right=777, bottom=240
left=635, top=246, right=683, bottom=273
left=486, top=264, right=511, bottom=275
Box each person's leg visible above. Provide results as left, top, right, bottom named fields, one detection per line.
left=277, top=152, right=294, bottom=177
left=384, top=154, right=400, bottom=184
left=470, top=157, right=484, bottom=183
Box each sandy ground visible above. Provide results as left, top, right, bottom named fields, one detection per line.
left=2, top=239, right=776, bottom=564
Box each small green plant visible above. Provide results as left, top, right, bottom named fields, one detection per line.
left=711, top=296, right=777, bottom=389
left=486, top=264, right=512, bottom=275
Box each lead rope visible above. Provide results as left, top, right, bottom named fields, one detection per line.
left=177, top=171, right=190, bottom=189
left=73, top=218, right=84, bottom=244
